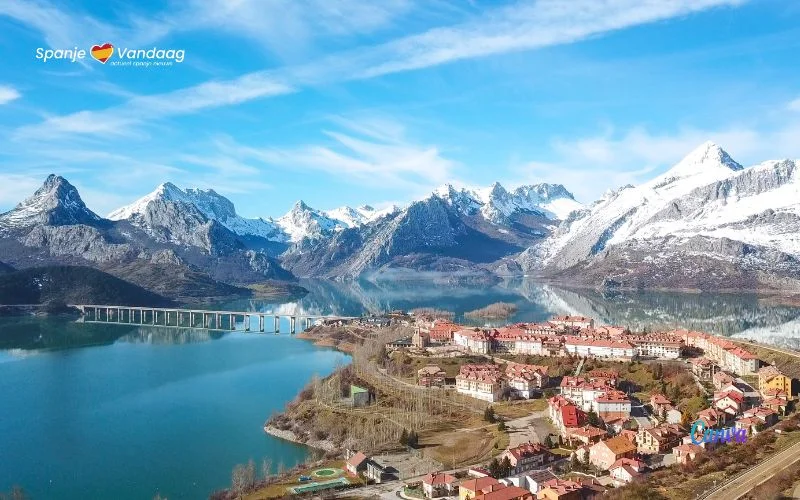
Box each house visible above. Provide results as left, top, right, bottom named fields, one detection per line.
left=742, top=406, right=779, bottom=427
left=595, top=390, right=631, bottom=421
left=672, top=443, right=705, bottom=465
left=366, top=458, right=389, bottom=483
left=429, top=320, right=460, bottom=344
left=735, top=416, right=760, bottom=437
left=474, top=485, right=534, bottom=500
left=503, top=470, right=558, bottom=494
left=559, top=377, right=614, bottom=412
left=724, top=347, right=760, bottom=375
left=456, top=364, right=506, bottom=402
left=506, top=363, right=549, bottom=398
left=712, top=371, right=736, bottom=390
left=563, top=337, right=636, bottom=360
left=418, top=365, right=447, bottom=388
left=618, top=429, right=638, bottom=445
left=565, top=425, right=607, bottom=446
left=608, top=457, right=645, bottom=485
left=536, top=479, right=582, bottom=500
left=589, top=436, right=637, bottom=470
left=501, top=442, right=553, bottom=474
left=762, top=396, right=789, bottom=415
left=460, top=476, right=502, bottom=500
left=759, top=365, right=793, bottom=398
left=626, top=334, right=684, bottom=359
left=690, top=357, right=716, bottom=380
left=713, top=391, right=744, bottom=416
left=351, top=385, right=372, bottom=407
left=650, top=394, right=673, bottom=417
left=604, top=416, right=634, bottom=434
left=515, top=335, right=545, bottom=356
left=422, top=472, right=457, bottom=498
left=666, top=408, right=683, bottom=425
left=550, top=315, right=594, bottom=329
left=637, top=424, right=685, bottom=455
left=587, top=369, right=619, bottom=387
left=696, top=407, right=731, bottom=429
left=454, top=329, right=492, bottom=354
left=346, top=451, right=369, bottom=475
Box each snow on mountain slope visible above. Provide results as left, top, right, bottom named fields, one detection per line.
left=109, top=183, right=285, bottom=241
left=276, top=201, right=348, bottom=242
left=0, top=175, right=102, bottom=229
left=324, top=204, right=400, bottom=228
left=433, top=181, right=582, bottom=224
left=537, top=142, right=800, bottom=274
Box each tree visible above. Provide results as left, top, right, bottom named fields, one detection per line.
left=544, top=435, right=554, bottom=449
left=399, top=428, right=409, bottom=446
left=652, top=363, right=663, bottom=380
left=407, top=430, right=419, bottom=448
left=484, top=406, right=497, bottom=423
left=587, top=410, right=600, bottom=427
left=261, top=458, right=273, bottom=482
left=497, top=421, right=506, bottom=431
left=569, top=453, right=580, bottom=472
left=582, top=448, right=590, bottom=467
left=488, top=458, right=501, bottom=478
left=499, top=456, right=513, bottom=478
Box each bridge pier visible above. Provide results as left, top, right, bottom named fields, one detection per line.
left=274, top=316, right=279, bottom=334
left=259, top=315, right=264, bottom=333
left=290, top=316, right=296, bottom=334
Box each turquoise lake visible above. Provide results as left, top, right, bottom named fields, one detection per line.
left=2, top=278, right=800, bottom=498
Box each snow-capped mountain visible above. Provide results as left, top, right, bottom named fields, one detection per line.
left=324, top=204, right=400, bottom=228
left=0, top=176, right=297, bottom=299
left=527, top=142, right=800, bottom=290
left=109, top=183, right=285, bottom=242
left=433, top=181, right=582, bottom=224
left=0, top=175, right=102, bottom=229
left=276, top=201, right=349, bottom=243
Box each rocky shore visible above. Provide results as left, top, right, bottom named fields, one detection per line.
left=263, top=424, right=337, bottom=453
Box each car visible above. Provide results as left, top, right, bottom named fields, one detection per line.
left=299, top=475, right=312, bottom=482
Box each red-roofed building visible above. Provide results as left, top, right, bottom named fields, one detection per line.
left=346, top=451, right=368, bottom=475
left=537, top=478, right=582, bottom=500
left=456, top=364, right=506, bottom=402
left=589, top=436, right=637, bottom=470
left=460, top=476, right=501, bottom=500
left=550, top=315, right=595, bottom=329
left=673, top=443, right=705, bottom=465
left=454, top=329, right=492, bottom=354
left=609, top=457, right=645, bottom=485
left=596, top=390, right=631, bottom=420
left=501, top=442, right=554, bottom=474
left=422, top=472, right=457, bottom=498
left=474, top=485, right=534, bottom=500
left=563, top=337, right=636, bottom=360
left=565, top=425, right=607, bottom=446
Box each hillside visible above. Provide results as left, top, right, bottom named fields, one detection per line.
left=0, top=261, right=13, bottom=274
left=0, top=266, right=175, bottom=307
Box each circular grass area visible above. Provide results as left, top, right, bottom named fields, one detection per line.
left=312, top=468, right=342, bottom=478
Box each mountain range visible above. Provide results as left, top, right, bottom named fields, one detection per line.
left=1, top=141, right=798, bottom=298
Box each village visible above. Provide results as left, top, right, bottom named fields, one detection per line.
left=249, top=312, right=800, bottom=500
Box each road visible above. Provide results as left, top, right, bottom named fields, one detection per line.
left=505, top=409, right=553, bottom=447
left=704, top=440, right=800, bottom=500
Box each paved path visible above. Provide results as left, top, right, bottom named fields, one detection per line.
left=505, top=410, right=553, bottom=447
left=704, top=440, right=800, bottom=499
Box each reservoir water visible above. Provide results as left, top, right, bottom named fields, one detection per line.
left=2, top=278, right=800, bottom=498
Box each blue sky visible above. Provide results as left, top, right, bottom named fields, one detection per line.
left=0, top=0, right=799, bottom=218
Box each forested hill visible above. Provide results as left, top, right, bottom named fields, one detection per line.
left=0, top=266, right=175, bottom=307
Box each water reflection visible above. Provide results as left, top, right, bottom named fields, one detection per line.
left=2, top=278, right=799, bottom=351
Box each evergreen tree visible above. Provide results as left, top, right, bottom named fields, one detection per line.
left=399, top=428, right=408, bottom=446
left=484, top=406, right=496, bottom=423
left=500, top=457, right=513, bottom=477
left=488, top=458, right=501, bottom=478
left=587, top=410, right=600, bottom=427
left=544, top=435, right=554, bottom=449
left=497, top=421, right=506, bottom=431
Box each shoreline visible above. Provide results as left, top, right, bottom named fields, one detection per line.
left=263, top=424, right=338, bottom=453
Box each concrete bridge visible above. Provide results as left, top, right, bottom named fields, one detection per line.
left=72, top=304, right=357, bottom=334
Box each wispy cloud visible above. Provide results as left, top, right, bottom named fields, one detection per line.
left=789, top=97, right=800, bottom=112
left=214, top=115, right=457, bottom=192
left=15, top=75, right=294, bottom=138
left=0, top=85, right=20, bottom=105
left=13, top=0, right=746, bottom=139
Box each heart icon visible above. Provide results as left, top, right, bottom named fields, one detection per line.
left=90, top=43, right=114, bottom=64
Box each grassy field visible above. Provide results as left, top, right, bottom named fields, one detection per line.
left=493, top=399, right=548, bottom=419
left=243, top=460, right=357, bottom=500
left=390, top=352, right=492, bottom=379
left=418, top=415, right=509, bottom=468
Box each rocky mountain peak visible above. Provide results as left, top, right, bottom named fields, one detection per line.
left=0, top=174, right=101, bottom=228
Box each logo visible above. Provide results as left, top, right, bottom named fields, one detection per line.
left=690, top=420, right=747, bottom=445
left=35, top=43, right=185, bottom=67
left=90, top=43, right=114, bottom=64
